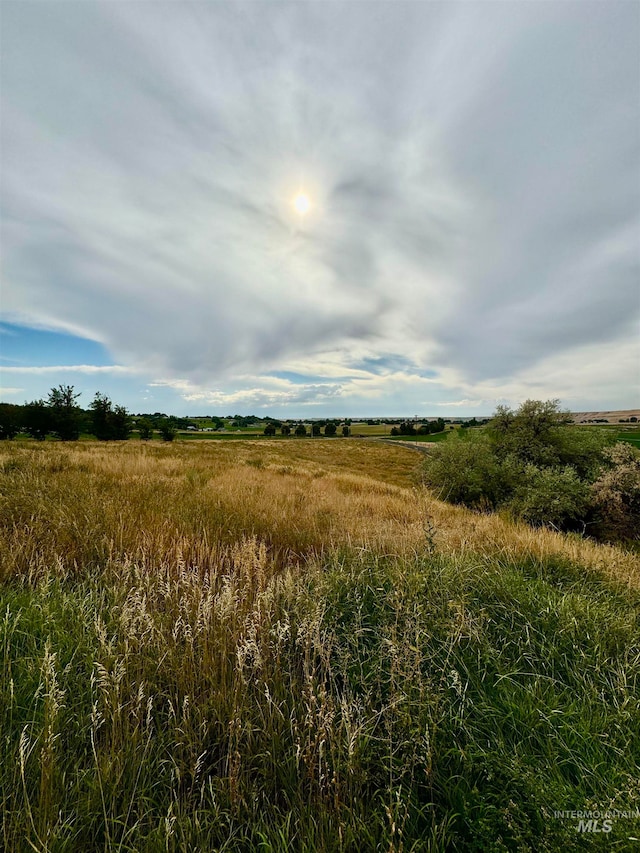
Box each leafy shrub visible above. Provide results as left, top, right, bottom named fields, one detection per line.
left=421, top=433, right=515, bottom=509
left=421, top=400, right=617, bottom=538
left=137, top=418, right=153, bottom=440
left=506, top=465, right=591, bottom=530
left=549, top=423, right=613, bottom=480
left=489, top=399, right=610, bottom=475
left=159, top=421, right=177, bottom=441
left=590, top=444, right=640, bottom=542
left=0, top=404, right=22, bottom=440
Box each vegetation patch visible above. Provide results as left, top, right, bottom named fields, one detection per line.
left=1, top=438, right=639, bottom=850
left=2, top=544, right=639, bottom=851
left=421, top=400, right=640, bottom=546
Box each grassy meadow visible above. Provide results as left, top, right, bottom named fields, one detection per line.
left=616, top=430, right=640, bottom=449
left=1, top=439, right=639, bottom=851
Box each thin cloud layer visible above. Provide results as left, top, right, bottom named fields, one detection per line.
left=1, top=1, right=638, bottom=413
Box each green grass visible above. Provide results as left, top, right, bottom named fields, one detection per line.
left=616, top=431, right=640, bottom=449
left=1, top=442, right=639, bottom=851
left=2, top=549, right=639, bottom=851
left=387, top=431, right=454, bottom=443
left=574, top=425, right=640, bottom=448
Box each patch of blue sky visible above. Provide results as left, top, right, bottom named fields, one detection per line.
left=269, top=370, right=339, bottom=385
left=0, top=322, right=113, bottom=367
left=351, top=354, right=438, bottom=379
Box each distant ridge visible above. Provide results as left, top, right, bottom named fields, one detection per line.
left=571, top=409, right=640, bottom=424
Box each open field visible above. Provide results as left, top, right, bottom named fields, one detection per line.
left=605, top=428, right=640, bottom=449
left=387, top=431, right=454, bottom=443
left=179, top=423, right=406, bottom=439
left=617, top=431, right=640, bottom=449
left=573, top=425, right=640, bottom=450
left=1, top=440, right=639, bottom=850
left=571, top=410, right=640, bottom=424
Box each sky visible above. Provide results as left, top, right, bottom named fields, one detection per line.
left=1, top=0, right=639, bottom=418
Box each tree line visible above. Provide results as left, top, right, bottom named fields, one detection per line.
left=390, top=418, right=447, bottom=436
left=263, top=421, right=350, bottom=437
left=0, top=386, right=180, bottom=442
left=0, top=389, right=356, bottom=442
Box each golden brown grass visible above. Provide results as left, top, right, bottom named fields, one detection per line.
left=3, top=439, right=639, bottom=851
left=1, top=439, right=638, bottom=589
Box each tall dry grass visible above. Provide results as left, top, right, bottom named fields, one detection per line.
left=1, top=439, right=639, bottom=851
left=1, top=440, right=638, bottom=588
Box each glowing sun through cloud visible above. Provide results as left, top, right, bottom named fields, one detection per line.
left=2, top=1, right=637, bottom=418
left=294, top=192, right=310, bottom=215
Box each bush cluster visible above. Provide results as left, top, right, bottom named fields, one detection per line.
left=264, top=421, right=348, bottom=437
left=421, top=400, right=639, bottom=543
left=390, top=418, right=445, bottom=436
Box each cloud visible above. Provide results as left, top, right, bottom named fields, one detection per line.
left=182, top=385, right=344, bottom=409
left=0, top=365, right=137, bottom=375
left=148, top=373, right=346, bottom=410
left=1, top=1, right=638, bottom=412
left=436, top=399, right=486, bottom=409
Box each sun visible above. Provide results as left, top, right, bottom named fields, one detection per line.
left=293, top=192, right=310, bottom=215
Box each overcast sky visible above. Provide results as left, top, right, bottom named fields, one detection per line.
left=1, top=0, right=638, bottom=416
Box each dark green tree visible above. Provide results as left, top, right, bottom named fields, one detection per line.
left=137, top=418, right=153, bottom=440
left=342, top=425, right=350, bottom=437
left=0, top=403, right=22, bottom=439
left=159, top=420, right=177, bottom=442
left=324, top=423, right=337, bottom=436
left=23, top=400, right=52, bottom=440
left=263, top=423, right=277, bottom=436
left=281, top=424, right=291, bottom=436
left=90, top=393, right=131, bottom=440
left=110, top=405, right=131, bottom=440
left=90, top=393, right=111, bottom=440
left=398, top=421, right=416, bottom=436
left=295, top=424, right=307, bottom=437
left=47, top=385, right=82, bottom=440
left=311, top=424, right=321, bottom=437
